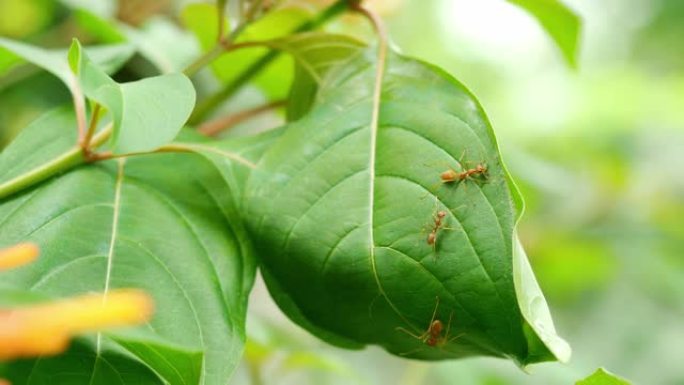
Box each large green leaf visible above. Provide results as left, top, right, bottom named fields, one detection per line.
left=0, top=108, right=256, bottom=384
left=3, top=342, right=168, bottom=384
left=576, top=368, right=632, bottom=385
left=244, top=50, right=569, bottom=365
left=508, top=0, right=581, bottom=67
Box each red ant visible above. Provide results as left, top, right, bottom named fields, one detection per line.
left=396, top=297, right=463, bottom=355
left=425, top=209, right=457, bottom=254
left=440, top=162, right=488, bottom=184
left=438, top=150, right=488, bottom=187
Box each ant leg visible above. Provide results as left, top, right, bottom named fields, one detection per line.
left=461, top=177, right=470, bottom=193
left=431, top=238, right=439, bottom=261
left=447, top=332, right=466, bottom=344
left=398, top=347, right=426, bottom=357
left=457, top=149, right=467, bottom=170
left=445, top=312, right=454, bottom=337
left=429, top=296, right=440, bottom=324
left=443, top=312, right=464, bottom=344
left=421, top=180, right=446, bottom=200
left=395, top=326, right=428, bottom=341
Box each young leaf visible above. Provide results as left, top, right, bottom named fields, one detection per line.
left=244, top=50, right=569, bottom=365
left=70, top=40, right=196, bottom=154
left=508, top=0, right=581, bottom=67
left=576, top=368, right=633, bottom=385
left=0, top=108, right=256, bottom=384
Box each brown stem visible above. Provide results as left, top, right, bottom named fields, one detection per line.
left=89, top=143, right=256, bottom=169
left=198, top=100, right=285, bottom=137
left=82, top=104, right=102, bottom=154
left=73, top=89, right=88, bottom=149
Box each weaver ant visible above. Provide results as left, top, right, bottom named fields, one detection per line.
left=396, top=297, right=463, bottom=355
left=426, top=210, right=455, bottom=252
left=440, top=163, right=488, bottom=184
left=436, top=149, right=489, bottom=188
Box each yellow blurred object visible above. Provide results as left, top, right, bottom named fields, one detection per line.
left=0, top=243, right=39, bottom=271
left=0, top=0, right=53, bottom=38
left=0, top=290, right=154, bottom=360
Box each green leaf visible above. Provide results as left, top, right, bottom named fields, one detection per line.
left=0, top=107, right=85, bottom=196
left=243, top=50, right=569, bottom=365
left=0, top=108, right=256, bottom=384
left=576, top=368, right=633, bottom=385
left=73, top=9, right=127, bottom=44
left=70, top=40, right=196, bottom=154
left=508, top=0, right=581, bottom=67
left=3, top=342, right=166, bottom=385
left=261, top=32, right=365, bottom=121
left=172, top=128, right=283, bottom=209
left=0, top=37, right=134, bottom=83
left=120, top=18, right=200, bottom=74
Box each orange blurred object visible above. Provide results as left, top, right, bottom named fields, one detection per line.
left=0, top=290, right=154, bottom=360
left=0, top=243, right=39, bottom=271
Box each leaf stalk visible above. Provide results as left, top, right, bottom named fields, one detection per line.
left=0, top=126, right=112, bottom=201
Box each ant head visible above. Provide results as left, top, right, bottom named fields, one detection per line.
left=437, top=211, right=447, bottom=218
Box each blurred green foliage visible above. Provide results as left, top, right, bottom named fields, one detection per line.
left=0, top=0, right=681, bottom=384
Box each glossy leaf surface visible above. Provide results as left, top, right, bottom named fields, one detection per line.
left=245, top=51, right=570, bottom=365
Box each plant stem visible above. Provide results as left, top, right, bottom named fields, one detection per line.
left=188, top=0, right=350, bottom=125
left=183, top=0, right=268, bottom=78
left=183, top=44, right=226, bottom=78
left=93, top=142, right=257, bottom=169
left=247, top=361, right=264, bottom=385
left=0, top=126, right=112, bottom=200
left=83, top=103, right=102, bottom=151
left=198, top=99, right=285, bottom=136
left=72, top=87, right=88, bottom=148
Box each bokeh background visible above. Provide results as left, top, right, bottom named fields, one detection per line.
left=1, top=0, right=682, bottom=384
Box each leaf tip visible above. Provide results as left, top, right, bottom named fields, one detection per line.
left=67, top=38, right=83, bottom=75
